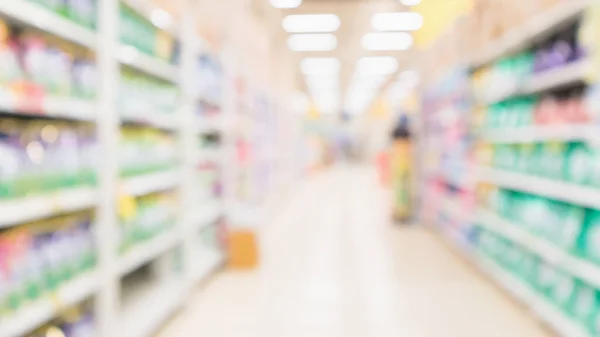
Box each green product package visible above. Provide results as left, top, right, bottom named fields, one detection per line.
left=570, top=282, right=597, bottom=326
left=554, top=204, right=585, bottom=253
left=581, top=210, right=600, bottom=263
left=538, top=142, right=567, bottom=181
left=587, top=146, right=600, bottom=188
left=535, top=261, right=559, bottom=299
left=565, top=143, right=593, bottom=186
left=550, top=270, right=577, bottom=313
left=515, top=143, right=535, bottom=174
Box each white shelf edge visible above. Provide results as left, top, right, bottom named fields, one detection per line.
left=119, top=45, right=179, bottom=83
left=437, top=230, right=589, bottom=337
left=482, top=60, right=589, bottom=104
left=474, top=255, right=590, bottom=337
left=118, top=230, right=180, bottom=276
left=477, top=166, right=600, bottom=210
left=122, top=170, right=178, bottom=197
left=121, top=114, right=178, bottom=131
left=187, top=202, right=223, bottom=233
left=120, top=280, right=184, bottom=337
left=481, top=124, right=595, bottom=144
left=470, top=0, right=589, bottom=68
left=0, top=92, right=96, bottom=121
left=0, top=0, right=96, bottom=49
left=191, top=252, right=224, bottom=285
left=0, top=186, right=97, bottom=228
left=0, top=272, right=98, bottom=337
left=478, top=209, right=600, bottom=289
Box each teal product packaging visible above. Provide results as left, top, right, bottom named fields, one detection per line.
left=581, top=210, right=600, bottom=263
left=550, top=270, right=577, bottom=313
left=65, top=0, right=97, bottom=29
left=587, top=146, right=600, bottom=189
left=537, top=142, right=567, bottom=181
left=570, top=282, right=597, bottom=326
left=565, top=143, right=593, bottom=186
left=535, top=261, right=559, bottom=299
left=553, top=203, right=585, bottom=253
left=515, top=143, right=536, bottom=174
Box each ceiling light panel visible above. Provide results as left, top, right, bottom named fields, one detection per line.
left=362, top=32, right=413, bottom=51
left=270, top=0, right=302, bottom=9
left=301, top=58, right=341, bottom=75
left=372, top=12, right=423, bottom=31
left=288, top=34, right=338, bottom=52
left=283, top=14, right=341, bottom=33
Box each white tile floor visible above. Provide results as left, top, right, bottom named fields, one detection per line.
left=159, top=166, right=552, bottom=337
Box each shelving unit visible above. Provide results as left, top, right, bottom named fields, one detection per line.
left=425, top=1, right=600, bottom=336
left=0, top=0, right=227, bottom=336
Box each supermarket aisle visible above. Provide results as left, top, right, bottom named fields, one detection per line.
left=158, top=166, right=551, bottom=337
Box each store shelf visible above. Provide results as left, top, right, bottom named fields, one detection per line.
left=0, top=272, right=98, bottom=337
left=0, top=91, right=96, bottom=121
left=118, top=230, right=180, bottom=276
left=473, top=255, right=589, bottom=337
left=478, top=209, right=600, bottom=289
left=437, top=229, right=589, bottom=337
left=122, top=170, right=178, bottom=197
left=481, top=125, right=595, bottom=144
left=470, top=0, right=589, bottom=68
left=120, top=280, right=183, bottom=337
left=122, top=0, right=179, bottom=36
left=0, top=187, right=96, bottom=228
left=119, top=45, right=179, bottom=83
left=191, top=252, right=224, bottom=285
left=188, top=201, right=223, bottom=233
left=122, top=114, right=178, bottom=131
left=484, top=60, right=589, bottom=104
left=477, top=166, right=600, bottom=209
left=0, top=0, right=96, bottom=48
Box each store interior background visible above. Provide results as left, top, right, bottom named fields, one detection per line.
left=2, top=0, right=600, bottom=336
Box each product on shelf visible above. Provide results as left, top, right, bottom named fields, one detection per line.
left=119, top=191, right=176, bottom=253
left=0, top=212, right=95, bottom=314
left=0, top=118, right=96, bottom=198
left=0, top=20, right=97, bottom=102
left=120, top=4, right=175, bottom=62
left=28, top=0, right=97, bottom=29
left=119, top=68, right=179, bottom=119
left=193, top=54, right=223, bottom=103
left=119, top=126, right=175, bottom=176
left=195, top=162, right=221, bottom=201
left=26, top=302, right=96, bottom=337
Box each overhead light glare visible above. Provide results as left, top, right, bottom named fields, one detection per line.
left=301, top=58, right=341, bottom=75
left=270, top=0, right=302, bottom=9
left=399, top=0, right=421, bottom=6
left=372, top=12, right=423, bottom=31
left=150, top=8, right=172, bottom=29
left=283, top=14, right=341, bottom=33
left=288, top=34, right=337, bottom=52
left=362, top=32, right=413, bottom=51
left=357, top=57, right=398, bottom=75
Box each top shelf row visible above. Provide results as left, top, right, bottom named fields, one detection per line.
left=469, top=0, right=590, bottom=69
left=0, top=0, right=179, bottom=83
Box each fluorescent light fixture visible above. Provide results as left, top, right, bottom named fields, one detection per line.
left=283, top=14, right=341, bottom=33
left=150, top=8, right=172, bottom=29
left=372, top=12, right=423, bottom=31
left=357, top=57, right=398, bottom=75
left=399, top=0, right=421, bottom=6
left=301, top=58, right=340, bottom=75
left=270, top=0, right=302, bottom=9
left=288, top=34, right=337, bottom=52
left=362, top=32, right=413, bottom=51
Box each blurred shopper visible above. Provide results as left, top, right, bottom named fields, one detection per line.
left=391, top=115, right=412, bottom=223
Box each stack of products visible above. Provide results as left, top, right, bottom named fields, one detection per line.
left=486, top=140, right=600, bottom=187
left=119, top=68, right=179, bottom=119
left=26, top=303, right=95, bottom=337
left=0, top=212, right=95, bottom=314
left=472, top=21, right=586, bottom=104
left=481, top=90, right=590, bottom=130
left=120, top=4, right=175, bottom=62
left=120, top=191, right=176, bottom=253
left=119, top=126, right=175, bottom=177
left=0, top=118, right=96, bottom=198
left=27, top=0, right=97, bottom=29
left=0, top=19, right=97, bottom=101
left=476, top=226, right=600, bottom=335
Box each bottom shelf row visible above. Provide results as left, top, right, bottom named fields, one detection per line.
left=437, top=226, right=591, bottom=337
left=0, top=220, right=225, bottom=337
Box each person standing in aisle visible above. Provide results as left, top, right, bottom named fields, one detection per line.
left=391, top=115, right=412, bottom=223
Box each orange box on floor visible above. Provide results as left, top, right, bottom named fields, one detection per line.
left=228, top=229, right=259, bottom=269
